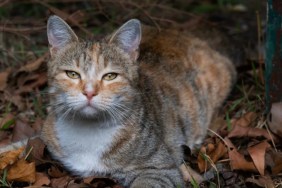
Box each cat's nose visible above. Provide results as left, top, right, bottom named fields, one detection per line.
left=83, top=90, right=97, bottom=100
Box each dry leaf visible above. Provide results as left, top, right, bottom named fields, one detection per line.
left=26, top=137, right=46, bottom=165
left=232, top=112, right=257, bottom=127
left=19, top=52, right=48, bottom=72
left=48, top=165, right=68, bottom=178
left=223, top=137, right=261, bottom=173
left=0, top=68, right=11, bottom=91
left=33, top=172, right=51, bottom=186
left=7, top=158, right=36, bottom=183
left=197, top=146, right=208, bottom=172
left=228, top=124, right=276, bottom=141
left=0, top=147, right=24, bottom=169
left=246, top=176, right=275, bottom=188
left=247, top=141, right=270, bottom=175
left=268, top=102, right=282, bottom=137
left=12, top=120, right=35, bottom=142
left=197, top=141, right=227, bottom=173
left=266, top=149, right=282, bottom=174
left=229, top=148, right=257, bottom=172
left=210, top=141, right=228, bottom=163
left=16, top=73, right=47, bottom=95
left=50, top=176, right=72, bottom=188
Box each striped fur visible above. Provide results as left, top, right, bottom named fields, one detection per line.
left=41, top=16, right=236, bottom=187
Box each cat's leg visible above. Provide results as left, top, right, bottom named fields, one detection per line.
left=130, top=168, right=185, bottom=188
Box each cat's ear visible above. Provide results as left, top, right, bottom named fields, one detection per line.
left=47, top=15, right=78, bottom=56
left=109, top=19, right=141, bottom=61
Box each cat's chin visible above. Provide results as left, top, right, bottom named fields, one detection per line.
left=80, top=106, right=100, bottom=117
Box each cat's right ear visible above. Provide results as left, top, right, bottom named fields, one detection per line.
left=47, top=15, right=78, bottom=56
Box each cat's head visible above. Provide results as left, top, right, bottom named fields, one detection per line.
left=47, top=15, right=141, bottom=120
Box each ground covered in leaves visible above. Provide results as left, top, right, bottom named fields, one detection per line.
left=0, top=0, right=282, bottom=187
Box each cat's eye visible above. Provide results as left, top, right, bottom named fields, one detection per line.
left=66, top=71, right=80, bottom=79
left=102, top=73, right=118, bottom=81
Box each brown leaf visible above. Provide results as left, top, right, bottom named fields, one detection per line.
left=0, top=68, right=11, bottom=91
left=12, top=120, right=35, bottom=142
left=19, top=52, right=48, bottom=72
left=210, top=141, right=228, bottom=163
left=197, top=145, right=208, bottom=172
left=33, top=172, right=50, bottom=186
left=228, top=124, right=276, bottom=141
left=26, top=137, right=46, bottom=165
left=50, top=176, right=72, bottom=188
left=16, top=73, right=47, bottom=95
left=197, top=141, right=227, bottom=173
left=48, top=165, right=68, bottom=178
left=229, top=148, right=257, bottom=172
left=246, top=176, right=275, bottom=188
left=232, top=112, right=257, bottom=127
left=7, top=158, right=36, bottom=183
left=266, top=149, right=282, bottom=174
left=0, top=147, right=24, bottom=169
left=247, top=141, right=270, bottom=175
left=268, top=102, right=282, bottom=137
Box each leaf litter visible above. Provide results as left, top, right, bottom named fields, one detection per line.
left=0, top=1, right=280, bottom=188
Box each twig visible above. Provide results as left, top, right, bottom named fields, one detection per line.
left=0, top=25, right=46, bottom=33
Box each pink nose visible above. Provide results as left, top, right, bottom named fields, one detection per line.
left=83, top=90, right=97, bottom=100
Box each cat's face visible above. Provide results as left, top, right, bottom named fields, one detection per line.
left=47, top=16, right=141, bottom=119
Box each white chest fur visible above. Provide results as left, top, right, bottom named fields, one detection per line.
left=55, top=118, right=120, bottom=176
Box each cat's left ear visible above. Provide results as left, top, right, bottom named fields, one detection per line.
left=109, top=19, right=141, bottom=61
left=47, top=15, right=78, bottom=56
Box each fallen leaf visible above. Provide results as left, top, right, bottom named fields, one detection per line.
left=247, top=141, right=270, bottom=175
left=246, top=176, right=275, bottom=188
left=229, top=148, right=257, bottom=172
left=266, top=149, right=282, bottom=174
left=210, top=141, right=228, bottom=163
left=50, top=176, right=72, bottom=188
left=26, top=137, right=46, bottom=165
left=228, top=124, right=276, bottom=141
left=16, top=73, right=47, bottom=95
left=232, top=112, right=257, bottom=127
left=197, top=145, right=208, bottom=172
left=48, top=165, right=68, bottom=178
left=12, top=120, right=35, bottom=142
left=268, top=102, right=282, bottom=137
left=0, top=147, right=24, bottom=169
left=223, top=137, right=261, bottom=173
left=7, top=158, right=36, bottom=183
left=19, top=52, right=48, bottom=73
left=0, top=68, right=11, bottom=91
left=33, top=172, right=50, bottom=186
left=197, top=141, right=227, bottom=172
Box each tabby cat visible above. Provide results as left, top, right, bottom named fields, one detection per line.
left=40, top=15, right=236, bottom=187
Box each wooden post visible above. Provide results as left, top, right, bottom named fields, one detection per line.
left=265, top=0, right=282, bottom=112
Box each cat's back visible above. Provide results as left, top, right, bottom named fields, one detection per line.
left=138, top=25, right=236, bottom=149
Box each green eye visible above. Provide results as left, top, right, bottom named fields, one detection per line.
left=66, top=71, right=80, bottom=79
left=102, top=73, right=118, bottom=81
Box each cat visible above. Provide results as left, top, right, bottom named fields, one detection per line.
left=2, top=15, right=236, bottom=187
